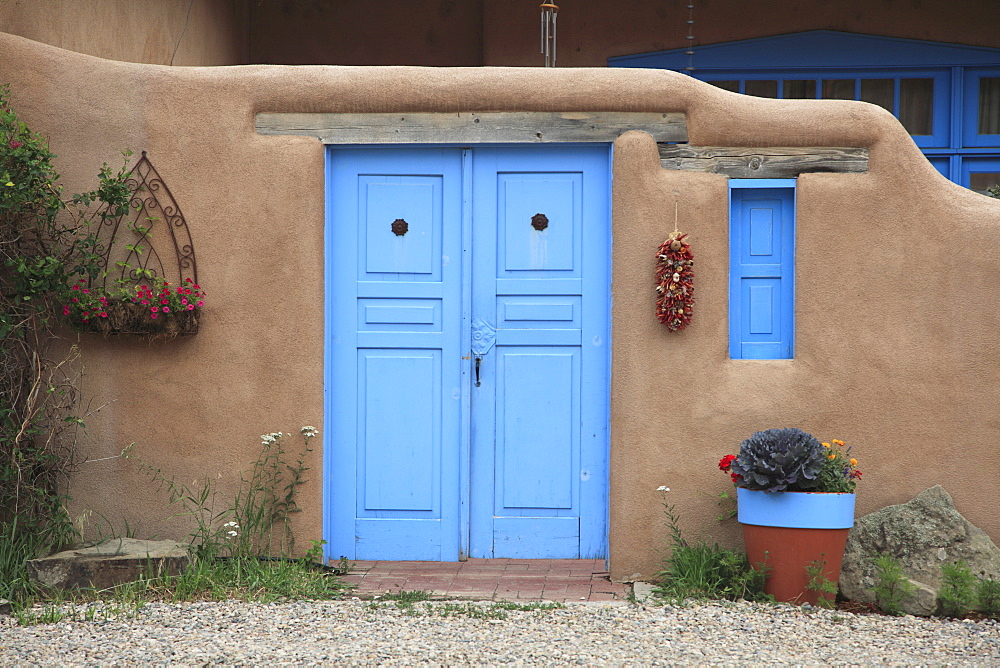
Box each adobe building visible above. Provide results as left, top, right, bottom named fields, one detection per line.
left=1, top=1, right=998, bottom=581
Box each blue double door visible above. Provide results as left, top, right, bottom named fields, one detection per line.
left=326, top=145, right=610, bottom=561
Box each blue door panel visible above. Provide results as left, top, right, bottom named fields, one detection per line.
left=326, top=145, right=609, bottom=562
left=730, top=187, right=795, bottom=360
left=493, top=517, right=580, bottom=559
left=499, top=173, right=579, bottom=271
left=747, top=283, right=776, bottom=334
left=498, top=350, right=577, bottom=511
left=361, top=177, right=441, bottom=277
left=355, top=520, right=442, bottom=561
left=328, top=148, right=463, bottom=561
left=359, top=351, right=438, bottom=513
left=470, top=146, right=609, bottom=559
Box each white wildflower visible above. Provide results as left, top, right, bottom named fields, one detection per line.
left=657, top=486, right=670, bottom=492
left=301, top=425, right=318, bottom=437
left=223, top=521, right=239, bottom=529
left=226, top=530, right=238, bottom=538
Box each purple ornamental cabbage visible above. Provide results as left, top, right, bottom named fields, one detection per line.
left=731, top=428, right=826, bottom=494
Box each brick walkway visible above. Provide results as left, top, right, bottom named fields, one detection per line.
left=341, top=558, right=628, bottom=602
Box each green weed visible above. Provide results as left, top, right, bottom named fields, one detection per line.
left=804, top=556, right=838, bottom=608
left=653, top=498, right=769, bottom=603
left=939, top=561, right=977, bottom=617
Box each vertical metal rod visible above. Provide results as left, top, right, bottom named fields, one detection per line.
left=540, top=9, right=545, bottom=54
left=540, top=3, right=559, bottom=68
left=552, top=12, right=557, bottom=67
left=544, top=12, right=549, bottom=66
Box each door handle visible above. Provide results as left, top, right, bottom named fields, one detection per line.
left=471, top=317, right=496, bottom=389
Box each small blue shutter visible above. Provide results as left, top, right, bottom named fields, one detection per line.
left=729, top=182, right=795, bottom=359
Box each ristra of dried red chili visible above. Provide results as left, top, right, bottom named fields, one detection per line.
left=655, top=233, right=694, bottom=331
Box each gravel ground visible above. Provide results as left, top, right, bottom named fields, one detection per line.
left=1, top=598, right=998, bottom=666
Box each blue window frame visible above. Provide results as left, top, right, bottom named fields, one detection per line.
left=610, top=31, right=1000, bottom=192
left=729, top=179, right=795, bottom=360
left=963, top=68, right=1000, bottom=148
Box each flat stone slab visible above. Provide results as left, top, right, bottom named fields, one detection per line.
left=27, top=538, right=189, bottom=591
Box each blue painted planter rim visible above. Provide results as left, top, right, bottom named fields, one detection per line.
left=736, top=487, right=856, bottom=529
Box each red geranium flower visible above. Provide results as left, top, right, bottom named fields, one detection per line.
left=718, top=454, right=737, bottom=472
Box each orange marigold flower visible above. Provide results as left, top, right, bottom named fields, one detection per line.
left=832, top=439, right=845, bottom=446
left=850, top=458, right=858, bottom=466
left=821, top=442, right=831, bottom=448
left=828, top=454, right=836, bottom=460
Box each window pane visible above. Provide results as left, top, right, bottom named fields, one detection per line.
left=821, top=79, right=855, bottom=100
left=744, top=80, right=778, bottom=98
left=979, top=77, right=1000, bottom=135
left=860, top=79, right=894, bottom=113
left=709, top=80, right=740, bottom=93
left=899, top=78, right=934, bottom=135
left=970, top=172, right=1000, bottom=195
left=783, top=80, right=816, bottom=99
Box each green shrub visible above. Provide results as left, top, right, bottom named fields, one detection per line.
left=976, top=577, right=1000, bottom=618
left=939, top=561, right=977, bottom=617
left=870, top=554, right=916, bottom=616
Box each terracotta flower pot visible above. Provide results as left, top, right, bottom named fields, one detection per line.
left=737, top=487, right=856, bottom=606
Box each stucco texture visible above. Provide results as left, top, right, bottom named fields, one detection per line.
left=0, top=0, right=248, bottom=66
left=2, top=32, right=999, bottom=580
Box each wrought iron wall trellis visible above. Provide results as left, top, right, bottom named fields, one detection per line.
left=89, top=151, right=198, bottom=292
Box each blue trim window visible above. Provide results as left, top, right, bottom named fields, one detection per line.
left=610, top=32, right=1000, bottom=193
left=701, top=71, right=948, bottom=148
left=729, top=180, right=795, bottom=360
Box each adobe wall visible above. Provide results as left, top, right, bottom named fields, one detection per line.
left=2, top=33, right=999, bottom=580
left=0, top=0, right=248, bottom=66
left=249, top=0, right=1000, bottom=67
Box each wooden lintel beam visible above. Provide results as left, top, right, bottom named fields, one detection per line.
left=659, top=145, right=869, bottom=178
left=256, top=111, right=688, bottom=144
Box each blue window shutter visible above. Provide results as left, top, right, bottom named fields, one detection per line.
left=729, top=183, right=795, bottom=359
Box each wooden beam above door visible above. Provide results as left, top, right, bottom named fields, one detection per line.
left=255, top=111, right=687, bottom=144
left=659, top=145, right=869, bottom=178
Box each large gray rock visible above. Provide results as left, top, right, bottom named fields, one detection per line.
left=840, top=485, right=1000, bottom=615
left=27, top=538, right=189, bottom=591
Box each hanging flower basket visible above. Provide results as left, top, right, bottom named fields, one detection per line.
left=63, top=276, right=204, bottom=339
left=74, top=298, right=200, bottom=338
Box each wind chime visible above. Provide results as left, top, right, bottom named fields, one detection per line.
left=655, top=202, right=695, bottom=332
left=540, top=2, right=558, bottom=67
